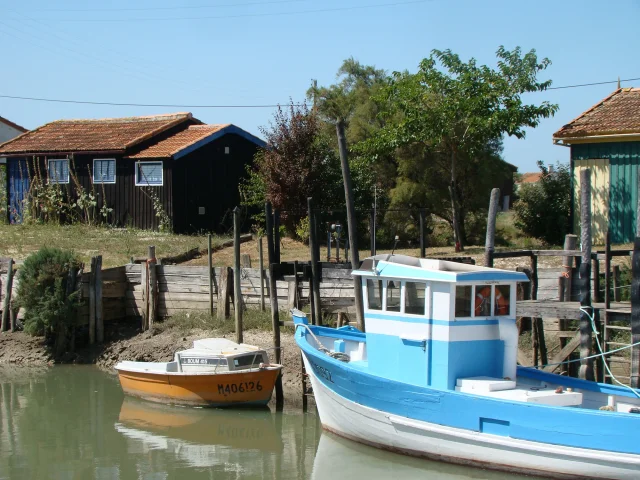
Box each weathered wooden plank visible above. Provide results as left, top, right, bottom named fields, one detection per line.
left=543, top=332, right=581, bottom=373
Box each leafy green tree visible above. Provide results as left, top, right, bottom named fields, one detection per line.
left=362, top=46, right=558, bottom=250
left=514, top=161, right=571, bottom=245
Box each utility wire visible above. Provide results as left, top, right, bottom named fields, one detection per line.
left=547, top=77, right=640, bottom=90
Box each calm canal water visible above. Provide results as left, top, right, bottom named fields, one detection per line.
left=0, top=366, right=542, bottom=480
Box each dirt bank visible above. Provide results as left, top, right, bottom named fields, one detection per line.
left=0, top=325, right=306, bottom=406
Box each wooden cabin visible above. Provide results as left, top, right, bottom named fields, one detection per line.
left=0, top=113, right=264, bottom=233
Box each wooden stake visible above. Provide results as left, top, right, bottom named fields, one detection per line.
left=265, top=203, right=275, bottom=278
left=308, top=197, right=322, bottom=325
left=336, top=119, right=364, bottom=331
left=631, top=237, right=640, bottom=388
left=604, top=231, right=612, bottom=383
left=217, top=267, right=232, bottom=320
left=579, top=168, right=594, bottom=381
left=265, top=202, right=283, bottom=409
left=233, top=207, right=243, bottom=344
left=95, top=255, right=104, bottom=343
left=484, top=188, right=500, bottom=268
left=273, top=209, right=281, bottom=264
left=89, top=256, right=96, bottom=343
left=147, top=248, right=156, bottom=332
left=1, top=258, right=14, bottom=332
left=208, top=234, right=214, bottom=316
left=592, top=256, right=601, bottom=303
left=561, top=234, right=577, bottom=375
left=258, top=237, right=265, bottom=312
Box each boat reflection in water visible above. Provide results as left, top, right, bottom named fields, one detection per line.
left=311, top=432, right=546, bottom=480
left=115, top=397, right=283, bottom=470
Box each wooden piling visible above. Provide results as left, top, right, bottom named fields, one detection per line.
left=579, top=168, right=594, bottom=381
left=1, top=258, right=14, bottom=332
left=147, top=248, right=156, bottom=332
left=258, top=237, right=265, bottom=311
left=234, top=207, right=243, bottom=344
left=265, top=203, right=275, bottom=275
left=562, top=235, right=577, bottom=302
left=613, top=265, right=621, bottom=302
left=631, top=237, right=640, bottom=389
left=273, top=209, right=281, bottom=264
left=95, top=255, right=104, bottom=343
left=592, top=256, right=601, bottom=303
left=89, top=256, right=96, bottom=343
left=308, top=198, right=322, bottom=325
left=603, top=231, right=612, bottom=383
left=208, top=234, right=214, bottom=316
left=484, top=188, right=500, bottom=268
left=217, top=267, right=232, bottom=320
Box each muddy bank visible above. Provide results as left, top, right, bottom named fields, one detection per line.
left=0, top=325, right=306, bottom=406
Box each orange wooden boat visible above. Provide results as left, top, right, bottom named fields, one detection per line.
left=115, top=339, right=282, bottom=407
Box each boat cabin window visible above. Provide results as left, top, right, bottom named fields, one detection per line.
left=474, top=284, right=492, bottom=316
left=405, top=282, right=426, bottom=315
left=494, top=285, right=511, bottom=316
left=366, top=279, right=383, bottom=310
left=455, top=286, right=473, bottom=317
left=233, top=353, right=265, bottom=369
left=386, top=280, right=401, bottom=312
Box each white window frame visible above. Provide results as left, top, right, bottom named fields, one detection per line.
left=93, top=158, right=116, bottom=184
left=48, top=158, right=69, bottom=184
left=403, top=280, right=427, bottom=317
left=135, top=161, right=163, bottom=187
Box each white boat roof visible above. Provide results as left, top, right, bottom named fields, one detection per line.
left=191, top=338, right=262, bottom=355
left=352, top=254, right=529, bottom=283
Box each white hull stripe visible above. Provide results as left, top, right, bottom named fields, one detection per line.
left=365, top=318, right=501, bottom=342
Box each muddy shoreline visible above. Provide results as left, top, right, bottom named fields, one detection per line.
left=0, top=325, right=306, bottom=407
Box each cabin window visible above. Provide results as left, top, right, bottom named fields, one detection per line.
left=366, top=279, right=382, bottom=310
left=474, top=284, right=492, bottom=316
left=93, top=158, right=116, bottom=184
left=48, top=159, right=69, bottom=184
left=495, top=285, right=511, bottom=316
left=386, top=280, right=401, bottom=312
left=455, top=286, right=472, bottom=318
left=405, top=282, right=426, bottom=315
left=135, top=161, right=163, bottom=186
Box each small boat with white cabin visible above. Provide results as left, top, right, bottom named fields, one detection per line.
left=292, top=254, right=640, bottom=479
left=115, top=338, right=282, bottom=407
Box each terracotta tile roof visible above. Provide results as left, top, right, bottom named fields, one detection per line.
left=517, top=172, right=542, bottom=184
left=0, top=115, right=28, bottom=133
left=554, top=88, right=640, bottom=139
left=127, top=124, right=230, bottom=159
left=0, top=112, right=195, bottom=155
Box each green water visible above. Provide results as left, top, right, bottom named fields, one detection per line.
left=0, top=366, right=538, bottom=480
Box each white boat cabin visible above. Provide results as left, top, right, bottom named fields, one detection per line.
left=350, top=255, right=529, bottom=391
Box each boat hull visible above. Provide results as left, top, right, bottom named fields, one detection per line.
left=116, top=367, right=281, bottom=407
left=302, top=353, right=640, bottom=480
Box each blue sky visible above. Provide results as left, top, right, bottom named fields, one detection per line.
left=0, top=0, right=639, bottom=173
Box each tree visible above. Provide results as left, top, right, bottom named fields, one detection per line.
left=363, top=46, right=558, bottom=250
left=240, top=102, right=342, bottom=234
left=514, top=161, right=571, bottom=245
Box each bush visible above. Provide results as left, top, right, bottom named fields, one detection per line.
left=513, top=161, right=571, bottom=246
left=16, top=247, right=82, bottom=355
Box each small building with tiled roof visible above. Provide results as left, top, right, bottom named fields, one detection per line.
left=0, top=113, right=264, bottom=232
left=0, top=115, right=28, bottom=144
left=553, top=88, right=640, bottom=244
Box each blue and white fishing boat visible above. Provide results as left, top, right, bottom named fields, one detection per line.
left=292, top=255, right=640, bottom=480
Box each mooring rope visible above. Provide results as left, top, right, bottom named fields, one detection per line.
left=295, top=323, right=351, bottom=362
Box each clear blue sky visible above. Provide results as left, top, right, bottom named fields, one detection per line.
left=1, top=0, right=639, bottom=173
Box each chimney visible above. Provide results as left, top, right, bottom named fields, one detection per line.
left=548, top=164, right=554, bottom=173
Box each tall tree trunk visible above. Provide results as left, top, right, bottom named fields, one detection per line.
left=449, top=149, right=464, bottom=251
left=336, top=119, right=365, bottom=331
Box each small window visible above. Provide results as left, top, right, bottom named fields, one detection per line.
left=405, top=282, right=426, bottom=315
left=386, top=280, right=401, bottom=312
left=495, top=285, right=511, bottom=316
left=455, top=286, right=472, bottom=318
left=474, top=284, right=492, bottom=316
left=135, top=161, right=163, bottom=186
left=48, top=159, right=69, bottom=184
left=366, top=279, right=382, bottom=310
left=93, top=158, right=116, bottom=184
left=224, top=146, right=230, bottom=154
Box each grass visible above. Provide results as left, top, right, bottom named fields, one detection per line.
left=151, top=309, right=283, bottom=335
left=0, top=223, right=231, bottom=268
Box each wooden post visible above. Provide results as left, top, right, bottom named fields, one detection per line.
left=308, top=198, right=322, bottom=325
left=336, top=119, right=364, bottom=331
left=419, top=209, right=426, bottom=259
left=613, top=265, right=621, bottom=302
left=95, top=255, right=104, bottom=343
left=562, top=235, right=577, bottom=302
left=265, top=202, right=283, bottom=409
left=593, top=256, right=601, bottom=303
left=370, top=209, right=376, bottom=256
left=484, top=188, right=500, bottom=268
left=1, top=258, right=14, bottom=332
left=208, top=234, right=214, bottom=316
left=265, top=203, right=275, bottom=276
left=258, top=237, right=265, bottom=312
left=89, top=256, right=96, bottom=343
left=146, top=248, right=156, bottom=333
left=327, top=228, right=331, bottom=262
left=530, top=254, right=547, bottom=366
left=233, top=207, right=243, bottom=344
left=217, top=267, right=232, bottom=320
left=631, top=237, right=640, bottom=388
left=579, top=168, right=594, bottom=381
left=273, top=209, right=281, bottom=264
left=605, top=231, right=612, bottom=309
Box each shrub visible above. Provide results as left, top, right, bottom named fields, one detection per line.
left=513, top=161, right=571, bottom=246
left=16, top=247, right=82, bottom=355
